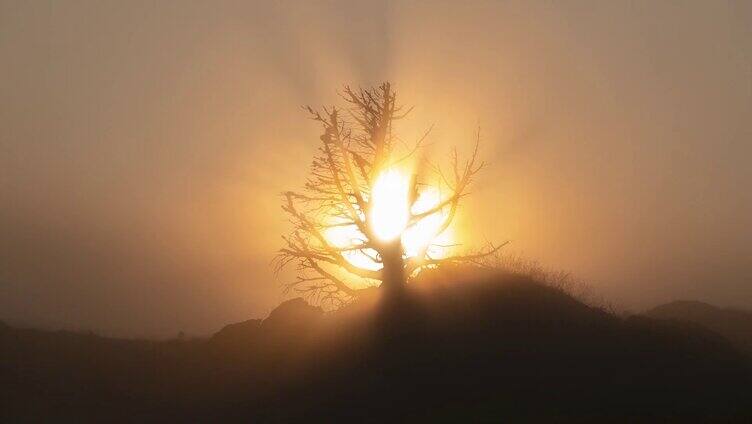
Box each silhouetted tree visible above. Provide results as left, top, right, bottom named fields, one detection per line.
left=275, top=83, right=503, bottom=307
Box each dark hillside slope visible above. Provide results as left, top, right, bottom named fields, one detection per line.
left=251, top=269, right=751, bottom=421
left=2, top=269, right=751, bottom=421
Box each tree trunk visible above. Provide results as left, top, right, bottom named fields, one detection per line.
left=380, top=239, right=406, bottom=298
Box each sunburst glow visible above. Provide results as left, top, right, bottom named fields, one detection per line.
left=324, top=169, right=452, bottom=272
left=369, top=169, right=411, bottom=241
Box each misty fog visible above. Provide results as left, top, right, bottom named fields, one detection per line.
left=1, top=1, right=750, bottom=336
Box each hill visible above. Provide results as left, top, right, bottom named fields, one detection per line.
left=646, top=300, right=752, bottom=353
left=2, top=269, right=751, bottom=421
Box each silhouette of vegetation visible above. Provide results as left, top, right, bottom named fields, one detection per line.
left=480, top=251, right=617, bottom=312
left=275, top=83, right=503, bottom=307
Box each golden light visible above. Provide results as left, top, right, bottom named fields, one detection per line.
left=369, top=169, right=411, bottom=241
left=403, top=186, right=453, bottom=259
left=324, top=221, right=382, bottom=271
left=324, top=169, right=453, bottom=273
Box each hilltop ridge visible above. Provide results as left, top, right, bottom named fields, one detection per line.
left=2, top=268, right=751, bottom=421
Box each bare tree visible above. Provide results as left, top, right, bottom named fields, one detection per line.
left=275, top=83, right=504, bottom=307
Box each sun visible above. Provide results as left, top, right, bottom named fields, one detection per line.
left=369, top=169, right=411, bottom=241
left=324, top=169, right=453, bottom=272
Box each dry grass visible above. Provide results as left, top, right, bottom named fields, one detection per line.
left=478, top=251, right=617, bottom=314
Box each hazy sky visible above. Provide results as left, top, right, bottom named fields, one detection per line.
left=1, top=1, right=751, bottom=337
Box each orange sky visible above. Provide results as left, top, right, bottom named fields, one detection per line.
left=1, top=1, right=751, bottom=337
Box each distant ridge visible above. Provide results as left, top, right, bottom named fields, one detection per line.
left=646, top=300, right=752, bottom=352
